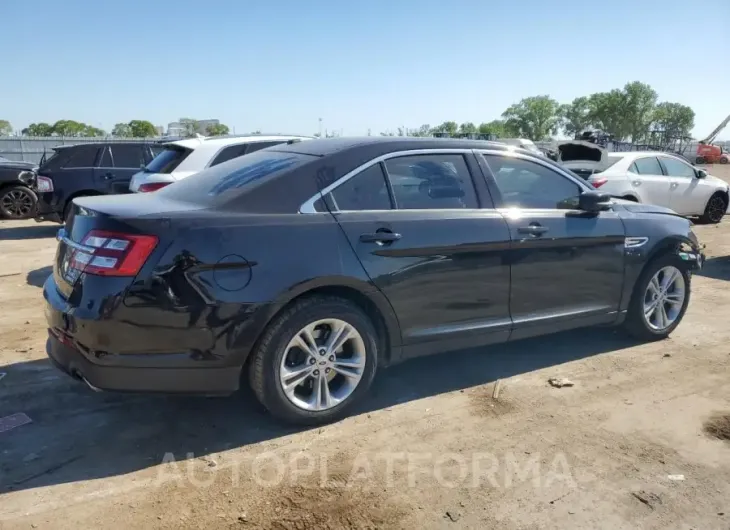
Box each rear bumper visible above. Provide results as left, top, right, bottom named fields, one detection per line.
left=46, top=334, right=240, bottom=394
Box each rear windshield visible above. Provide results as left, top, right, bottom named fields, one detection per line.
left=157, top=150, right=316, bottom=206
left=145, top=146, right=192, bottom=174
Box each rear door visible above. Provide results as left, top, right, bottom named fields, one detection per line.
left=629, top=156, right=672, bottom=206
left=478, top=150, right=625, bottom=340
left=95, top=144, right=146, bottom=194
left=47, top=145, right=100, bottom=208
left=658, top=155, right=706, bottom=215
left=321, top=149, right=512, bottom=356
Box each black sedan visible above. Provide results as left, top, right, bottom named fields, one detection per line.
left=43, top=137, right=704, bottom=424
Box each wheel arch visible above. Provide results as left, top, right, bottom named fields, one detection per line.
left=246, top=277, right=402, bottom=369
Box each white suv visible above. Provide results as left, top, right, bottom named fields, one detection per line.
left=129, top=134, right=312, bottom=192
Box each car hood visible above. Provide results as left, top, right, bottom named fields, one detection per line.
left=0, top=160, right=37, bottom=171
left=704, top=174, right=729, bottom=189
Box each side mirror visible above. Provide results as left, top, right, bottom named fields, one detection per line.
left=696, top=169, right=708, bottom=179
left=578, top=190, right=612, bottom=212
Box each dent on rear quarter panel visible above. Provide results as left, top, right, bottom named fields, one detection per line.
left=122, top=214, right=392, bottom=367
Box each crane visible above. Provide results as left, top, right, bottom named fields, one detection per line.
left=696, top=114, right=730, bottom=164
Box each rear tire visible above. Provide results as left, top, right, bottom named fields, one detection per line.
left=249, top=296, right=379, bottom=425
left=720, top=156, right=729, bottom=165
left=623, top=254, right=691, bottom=341
left=698, top=192, right=727, bottom=224
left=0, top=185, right=37, bottom=219
left=695, top=156, right=706, bottom=165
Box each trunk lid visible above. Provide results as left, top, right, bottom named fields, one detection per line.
left=557, top=141, right=614, bottom=179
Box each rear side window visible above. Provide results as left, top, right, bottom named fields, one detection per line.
left=110, top=144, right=145, bottom=168
left=210, top=144, right=246, bottom=167
left=145, top=146, right=192, bottom=174
left=63, top=146, right=99, bottom=168
left=384, top=154, right=478, bottom=209
left=330, top=164, right=392, bottom=211
left=632, top=157, right=663, bottom=175
left=245, top=141, right=283, bottom=154
left=158, top=150, right=315, bottom=205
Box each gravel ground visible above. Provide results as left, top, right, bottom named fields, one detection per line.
left=1, top=166, right=729, bottom=530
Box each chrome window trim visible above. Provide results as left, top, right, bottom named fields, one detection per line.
left=299, top=148, right=477, bottom=214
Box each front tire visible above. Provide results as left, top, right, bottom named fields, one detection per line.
left=699, top=193, right=727, bottom=224
left=624, top=254, right=691, bottom=341
left=249, top=296, right=379, bottom=425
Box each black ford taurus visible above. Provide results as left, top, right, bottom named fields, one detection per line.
left=43, top=137, right=704, bottom=424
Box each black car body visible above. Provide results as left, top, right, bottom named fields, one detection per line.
left=33, top=141, right=162, bottom=223
left=43, top=137, right=704, bottom=424
left=0, top=156, right=38, bottom=219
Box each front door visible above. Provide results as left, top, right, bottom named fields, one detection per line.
left=658, top=155, right=706, bottom=215
left=326, top=152, right=513, bottom=357
left=629, top=156, right=672, bottom=206
left=478, top=151, right=625, bottom=340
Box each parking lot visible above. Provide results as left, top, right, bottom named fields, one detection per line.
left=1, top=168, right=729, bottom=529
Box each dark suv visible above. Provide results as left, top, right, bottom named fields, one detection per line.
left=34, top=141, right=162, bottom=223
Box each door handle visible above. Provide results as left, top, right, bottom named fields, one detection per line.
left=102, top=172, right=114, bottom=180
left=360, top=230, right=402, bottom=244
left=670, top=182, right=678, bottom=189
left=517, top=224, right=549, bottom=236
left=632, top=180, right=641, bottom=186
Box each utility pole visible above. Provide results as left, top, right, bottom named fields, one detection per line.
left=318, top=118, right=322, bottom=138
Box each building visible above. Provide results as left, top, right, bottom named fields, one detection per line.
left=166, top=119, right=220, bottom=136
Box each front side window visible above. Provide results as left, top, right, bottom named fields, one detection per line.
left=63, top=146, right=99, bottom=168
left=632, top=156, right=663, bottom=175
left=330, top=164, right=392, bottom=211
left=659, top=156, right=696, bottom=178
left=483, top=154, right=581, bottom=209
left=384, top=154, right=478, bottom=210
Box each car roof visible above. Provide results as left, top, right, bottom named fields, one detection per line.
left=270, top=136, right=514, bottom=157
left=165, top=134, right=313, bottom=150
left=608, top=151, right=681, bottom=158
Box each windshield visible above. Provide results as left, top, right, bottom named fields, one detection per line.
left=157, top=150, right=317, bottom=206
left=145, top=146, right=192, bottom=174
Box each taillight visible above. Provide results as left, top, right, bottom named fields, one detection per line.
left=69, top=230, right=158, bottom=276
left=138, top=182, right=171, bottom=192
left=591, top=177, right=608, bottom=188
left=36, top=176, right=54, bottom=192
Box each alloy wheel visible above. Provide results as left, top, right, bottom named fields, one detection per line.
left=707, top=196, right=726, bottom=223
left=1, top=189, right=35, bottom=218
left=643, top=266, right=686, bottom=331
left=279, top=318, right=366, bottom=411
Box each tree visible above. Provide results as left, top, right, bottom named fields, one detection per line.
left=559, top=96, right=594, bottom=137
left=0, top=120, right=12, bottom=136
left=477, top=120, right=517, bottom=138
left=433, top=121, right=458, bottom=135
left=585, top=89, right=629, bottom=140
left=51, top=120, right=87, bottom=136
left=410, top=124, right=432, bottom=137
left=621, top=81, right=658, bottom=142
left=112, top=123, right=132, bottom=137
left=501, top=95, right=561, bottom=140
left=206, top=123, right=230, bottom=136
left=179, top=118, right=198, bottom=137
left=82, top=125, right=106, bottom=137
left=128, top=120, right=157, bottom=137
left=22, top=122, right=54, bottom=136
left=651, top=102, right=694, bottom=140
left=459, top=122, right=477, bottom=134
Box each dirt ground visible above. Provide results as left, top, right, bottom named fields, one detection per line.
left=1, top=167, right=729, bottom=530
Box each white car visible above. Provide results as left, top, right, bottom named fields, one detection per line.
left=558, top=141, right=729, bottom=224
left=499, top=138, right=545, bottom=157
left=129, top=134, right=312, bottom=192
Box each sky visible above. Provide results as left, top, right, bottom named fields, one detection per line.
left=2, top=0, right=729, bottom=139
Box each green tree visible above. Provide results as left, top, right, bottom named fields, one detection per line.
left=477, top=120, right=515, bottom=138
left=459, top=122, right=477, bottom=134
left=410, top=124, right=432, bottom=137
left=0, top=120, right=12, bottom=136
left=206, top=123, right=230, bottom=136
left=112, top=123, right=132, bottom=137
left=128, top=120, right=158, bottom=137
left=559, top=96, right=594, bottom=137
left=433, top=121, right=458, bottom=135
left=82, top=125, right=106, bottom=137
left=501, top=95, right=561, bottom=140
left=52, top=120, right=87, bottom=136
left=622, top=81, right=658, bottom=142
left=22, top=122, right=54, bottom=136
left=179, top=118, right=199, bottom=137
left=585, top=89, right=629, bottom=140
left=651, top=102, right=694, bottom=139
